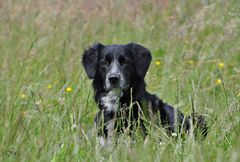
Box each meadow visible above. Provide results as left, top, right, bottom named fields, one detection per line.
left=0, top=0, right=240, bottom=161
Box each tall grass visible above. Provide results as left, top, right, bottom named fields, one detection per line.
left=0, top=0, right=239, bottom=161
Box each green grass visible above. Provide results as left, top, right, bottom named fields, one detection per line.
left=0, top=0, right=240, bottom=161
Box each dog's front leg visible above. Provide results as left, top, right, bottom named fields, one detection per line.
left=94, top=109, right=116, bottom=146
left=103, top=110, right=116, bottom=145
left=95, top=110, right=116, bottom=147
left=95, top=91, right=120, bottom=147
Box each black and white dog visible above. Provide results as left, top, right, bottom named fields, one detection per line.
left=82, top=42, right=207, bottom=145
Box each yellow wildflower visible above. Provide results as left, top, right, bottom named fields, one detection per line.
left=155, top=60, right=161, bottom=66
left=66, top=87, right=73, bottom=92
left=215, top=79, right=222, bottom=85
left=21, top=94, right=27, bottom=99
left=187, top=60, right=194, bottom=65
left=22, top=111, right=27, bottom=117
left=47, top=84, right=52, bottom=89
left=217, top=62, right=224, bottom=69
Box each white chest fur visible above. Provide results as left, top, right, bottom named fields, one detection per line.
left=100, top=89, right=121, bottom=113
left=99, top=89, right=121, bottom=147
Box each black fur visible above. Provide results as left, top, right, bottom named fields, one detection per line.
left=82, top=42, right=207, bottom=139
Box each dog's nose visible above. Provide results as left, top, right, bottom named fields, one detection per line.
left=108, top=74, right=120, bottom=85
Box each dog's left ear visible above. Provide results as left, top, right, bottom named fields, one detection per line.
left=82, top=43, right=104, bottom=79
left=127, top=43, right=152, bottom=78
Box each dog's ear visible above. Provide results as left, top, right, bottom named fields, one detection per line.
left=82, top=43, right=104, bottom=79
left=128, top=43, right=152, bottom=78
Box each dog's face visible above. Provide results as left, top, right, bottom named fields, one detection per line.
left=98, top=45, right=133, bottom=91
left=82, top=43, right=152, bottom=92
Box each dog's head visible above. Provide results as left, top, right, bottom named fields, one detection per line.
left=82, top=43, right=152, bottom=92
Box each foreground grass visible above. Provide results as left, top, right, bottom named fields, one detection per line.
left=0, top=0, right=240, bottom=161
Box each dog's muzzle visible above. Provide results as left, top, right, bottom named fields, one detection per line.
left=108, top=73, right=121, bottom=86
left=105, top=72, right=127, bottom=91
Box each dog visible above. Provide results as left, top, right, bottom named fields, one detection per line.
left=82, top=42, right=207, bottom=145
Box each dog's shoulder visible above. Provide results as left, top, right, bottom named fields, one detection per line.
left=143, top=92, right=184, bottom=123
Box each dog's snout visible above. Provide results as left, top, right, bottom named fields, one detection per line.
left=108, top=74, right=120, bottom=85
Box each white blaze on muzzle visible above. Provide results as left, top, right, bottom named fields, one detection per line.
left=105, top=61, right=125, bottom=90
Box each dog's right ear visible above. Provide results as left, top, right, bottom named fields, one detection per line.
left=82, top=43, right=104, bottom=79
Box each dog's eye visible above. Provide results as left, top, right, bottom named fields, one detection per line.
left=119, top=56, right=130, bottom=65
left=100, top=60, right=109, bottom=66
left=100, top=55, right=111, bottom=66
left=123, top=59, right=130, bottom=64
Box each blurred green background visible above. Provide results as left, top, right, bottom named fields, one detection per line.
left=0, top=0, right=239, bottom=161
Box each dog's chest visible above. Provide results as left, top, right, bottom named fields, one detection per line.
left=100, top=90, right=121, bottom=113
left=98, top=91, right=121, bottom=146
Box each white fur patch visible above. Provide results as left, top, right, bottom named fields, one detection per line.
left=99, top=136, right=106, bottom=146
left=97, top=118, right=116, bottom=147
left=105, top=61, right=126, bottom=90
left=106, top=118, right=116, bottom=138
left=101, top=90, right=121, bottom=112
left=98, top=90, right=121, bottom=147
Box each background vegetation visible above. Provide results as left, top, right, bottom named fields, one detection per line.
left=0, top=0, right=239, bottom=161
